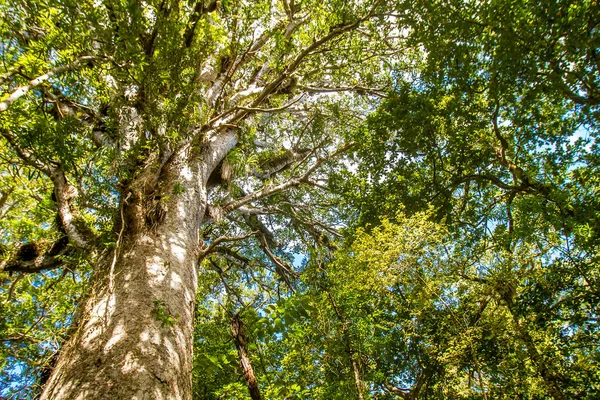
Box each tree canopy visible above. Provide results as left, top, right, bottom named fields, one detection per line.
left=1, top=0, right=599, bottom=398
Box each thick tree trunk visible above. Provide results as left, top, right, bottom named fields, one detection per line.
left=41, top=132, right=236, bottom=400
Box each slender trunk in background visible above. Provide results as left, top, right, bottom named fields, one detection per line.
left=350, top=352, right=365, bottom=400
left=326, top=291, right=365, bottom=400
left=41, top=132, right=236, bottom=400
left=231, top=313, right=262, bottom=400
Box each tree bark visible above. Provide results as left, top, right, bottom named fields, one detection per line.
left=231, top=314, right=262, bottom=400
left=350, top=353, right=365, bottom=400
left=40, top=132, right=236, bottom=400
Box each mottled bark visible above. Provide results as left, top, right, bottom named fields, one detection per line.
left=231, top=314, right=262, bottom=400
left=40, top=132, right=236, bottom=400
left=350, top=354, right=365, bottom=400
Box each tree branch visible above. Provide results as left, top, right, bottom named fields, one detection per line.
left=218, top=142, right=353, bottom=215
left=199, top=231, right=258, bottom=257
left=257, top=233, right=296, bottom=290
left=0, top=55, right=98, bottom=113
left=0, top=65, right=23, bottom=86
left=236, top=94, right=305, bottom=113
left=299, top=85, right=387, bottom=98
left=1, top=129, right=95, bottom=249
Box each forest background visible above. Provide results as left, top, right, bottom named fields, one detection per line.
left=0, top=0, right=599, bottom=398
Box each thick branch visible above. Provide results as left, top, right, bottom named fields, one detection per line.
left=0, top=128, right=51, bottom=173
left=235, top=94, right=304, bottom=113
left=491, top=106, right=551, bottom=195
left=183, top=0, right=218, bottom=47
left=212, top=246, right=252, bottom=266
left=42, top=87, right=114, bottom=148
left=383, top=381, right=410, bottom=399
left=3, top=253, right=64, bottom=274
left=0, top=65, right=23, bottom=86
left=49, top=167, right=94, bottom=249
left=454, top=174, right=518, bottom=191
left=3, top=236, right=70, bottom=274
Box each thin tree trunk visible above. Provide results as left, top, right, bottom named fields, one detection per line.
left=326, top=291, right=365, bottom=400
left=231, top=313, right=262, bottom=400
left=40, top=132, right=236, bottom=400
left=350, top=353, right=365, bottom=400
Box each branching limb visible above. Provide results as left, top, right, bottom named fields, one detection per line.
left=208, top=257, right=246, bottom=308
left=0, top=129, right=51, bottom=173
left=41, top=87, right=114, bottom=148
left=382, top=381, right=410, bottom=399
left=218, top=142, right=354, bottom=215
left=240, top=213, right=277, bottom=248
left=199, top=231, right=258, bottom=257
left=183, top=0, right=218, bottom=47
left=0, top=55, right=98, bottom=113
left=454, top=174, right=518, bottom=191
left=1, top=129, right=95, bottom=249
left=0, top=65, right=23, bottom=86
left=257, top=233, right=296, bottom=291
left=212, top=246, right=252, bottom=267
left=49, top=168, right=94, bottom=250
left=3, top=250, right=67, bottom=274
left=491, top=106, right=552, bottom=196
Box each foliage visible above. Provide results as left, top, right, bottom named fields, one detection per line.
left=0, top=0, right=599, bottom=398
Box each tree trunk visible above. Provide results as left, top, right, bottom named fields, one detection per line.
left=41, top=132, right=236, bottom=400
left=326, top=291, right=365, bottom=400
left=350, top=354, right=365, bottom=400
left=231, top=313, right=262, bottom=400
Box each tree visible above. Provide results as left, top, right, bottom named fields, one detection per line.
left=3, top=0, right=600, bottom=398
left=334, top=0, right=600, bottom=398
left=0, top=0, right=400, bottom=397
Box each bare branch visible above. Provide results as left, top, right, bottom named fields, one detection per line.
left=300, top=85, right=387, bottom=98
left=200, top=231, right=258, bottom=257
left=212, top=246, right=252, bottom=266
left=218, top=142, right=353, bottom=215
left=257, top=233, right=296, bottom=291
left=454, top=174, right=519, bottom=191
left=236, top=94, right=305, bottom=113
